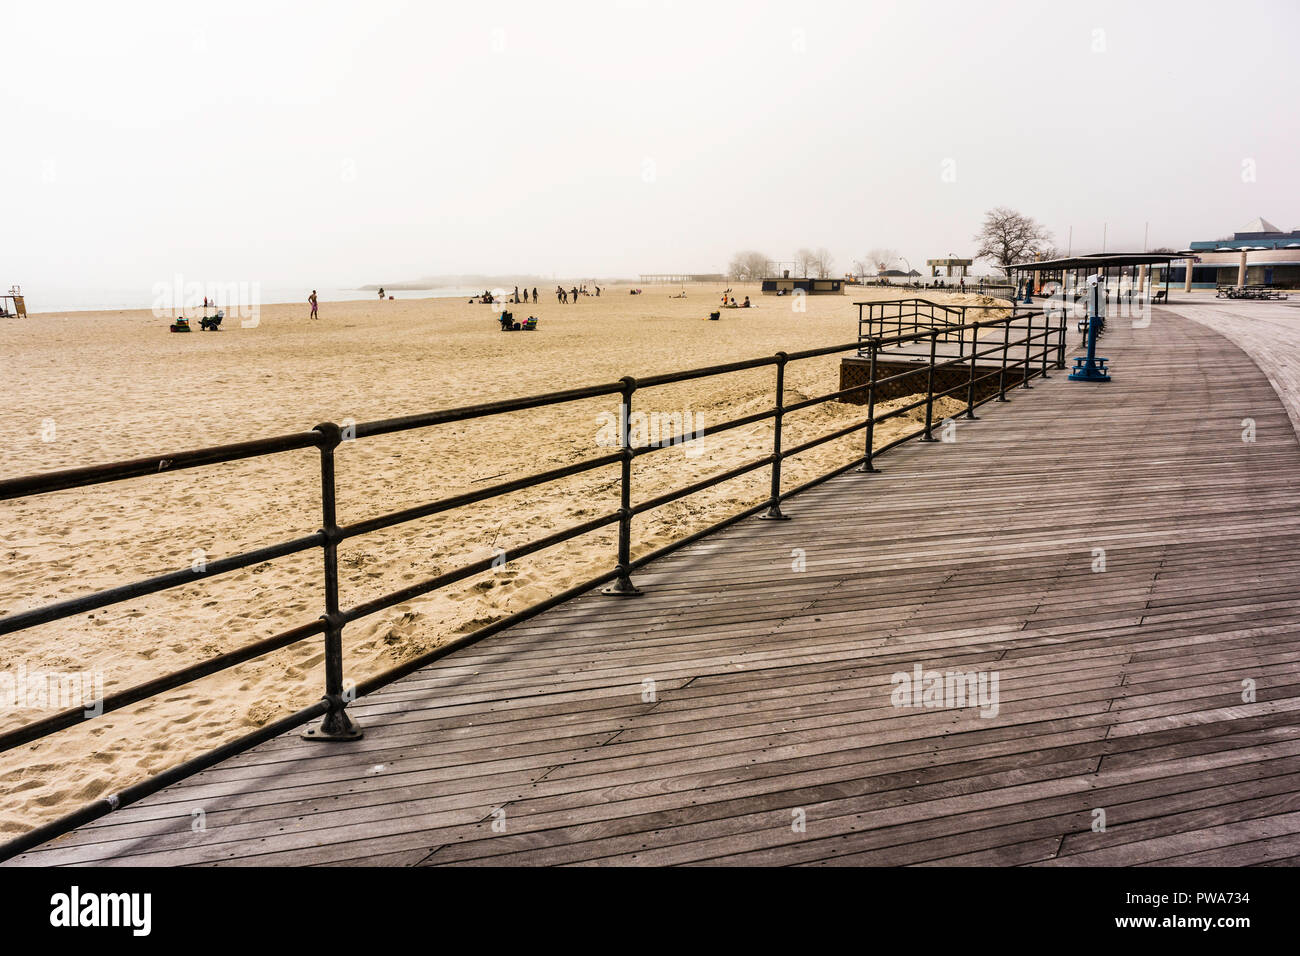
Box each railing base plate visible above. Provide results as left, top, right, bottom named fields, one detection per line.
left=302, top=712, right=363, bottom=742
left=601, top=579, right=643, bottom=597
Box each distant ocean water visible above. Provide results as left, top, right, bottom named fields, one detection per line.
left=22, top=285, right=493, bottom=315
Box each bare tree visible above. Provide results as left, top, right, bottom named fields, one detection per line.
left=795, top=248, right=816, bottom=277
left=812, top=247, right=835, bottom=279
left=973, top=208, right=1053, bottom=276
left=727, top=250, right=770, bottom=282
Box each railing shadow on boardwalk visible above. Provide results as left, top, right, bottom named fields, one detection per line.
left=0, top=298, right=1067, bottom=859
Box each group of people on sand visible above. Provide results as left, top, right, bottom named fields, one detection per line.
left=471, top=288, right=534, bottom=305
left=721, top=293, right=752, bottom=308
left=306, top=280, right=618, bottom=320
left=556, top=284, right=600, bottom=303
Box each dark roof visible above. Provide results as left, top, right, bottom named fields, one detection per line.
left=1010, top=252, right=1192, bottom=272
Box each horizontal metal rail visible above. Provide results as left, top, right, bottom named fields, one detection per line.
left=0, top=430, right=324, bottom=501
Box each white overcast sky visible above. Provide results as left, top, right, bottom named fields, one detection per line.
left=2, top=0, right=1297, bottom=291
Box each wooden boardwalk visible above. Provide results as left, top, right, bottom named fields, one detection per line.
left=12, top=304, right=1300, bottom=866
left=1165, top=295, right=1300, bottom=438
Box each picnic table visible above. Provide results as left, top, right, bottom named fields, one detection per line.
left=1216, top=285, right=1289, bottom=301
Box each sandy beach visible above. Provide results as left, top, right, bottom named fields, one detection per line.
left=0, top=282, right=1002, bottom=834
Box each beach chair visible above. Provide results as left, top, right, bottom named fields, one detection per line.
left=199, top=310, right=224, bottom=331
left=522, top=317, right=538, bottom=331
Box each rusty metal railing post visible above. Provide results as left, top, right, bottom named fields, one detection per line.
left=303, top=422, right=362, bottom=741
left=918, top=328, right=939, bottom=442
left=1039, top=311, right=1052, bottom=380
left=1056, top=309, right=1068, bottom=369
left=1020, top=310, right=1034, bottom=390
left=997, top=316, right=1011, bottom=401
left=964, top=321, right=980, bottom=420
left=603, top=376, right=642, bottom=596
left=760, top=353, right=791, bottom=520
left=856, top=339, right=881, bottom=473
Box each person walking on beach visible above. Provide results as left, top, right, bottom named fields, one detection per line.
left=571, top=286, right=579, bottom=303
left=595, top=285, right=601, bottom=297
left=309, top=290, right=318, bottom=319
left=532, top=287, right=538, bottom=303
left=378, top=287, right=385, bottom=299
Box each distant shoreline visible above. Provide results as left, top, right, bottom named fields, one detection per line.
left=19, top=286, right=505, bottom=316
left=21, top=281, right=640, bottom=315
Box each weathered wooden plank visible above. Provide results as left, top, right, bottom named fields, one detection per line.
left=10, top=304, right=1300, bottom=867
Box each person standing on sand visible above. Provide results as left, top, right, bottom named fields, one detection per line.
left=595, top=285, right=601, bottom=297
left=532, top=287, right=538, bottom=303
left=378, top=287, right=385, bottom=299
left=309, top=290, right=318, bottom=319
left=571, top=286, right=579, bottom=303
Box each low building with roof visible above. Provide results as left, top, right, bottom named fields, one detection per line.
left=760, top=274, right=846, bottom=294
left=1163, top=217, right=1300, bottom=289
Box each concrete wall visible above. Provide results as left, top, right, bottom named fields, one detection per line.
left=838, top=357, right=1027, bottom=406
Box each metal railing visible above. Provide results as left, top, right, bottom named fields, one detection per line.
left=852, top=278, right=1015, bottom=298
left=858, top=297, right=1000, bottom=345
left=857, top=298, right=1064, bottom=365
left=0, top=300, right=1065, bottom=859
